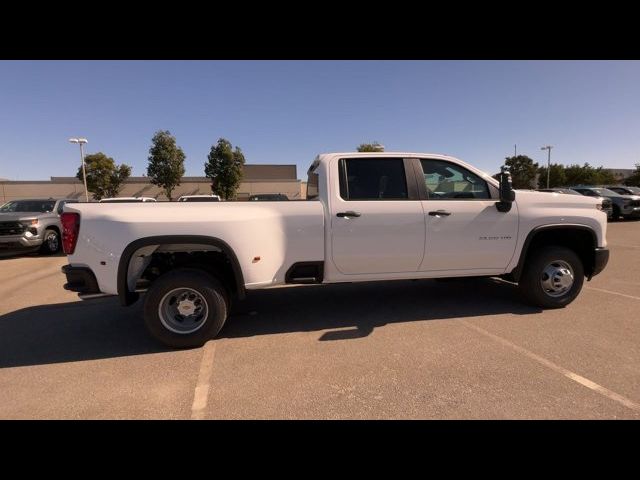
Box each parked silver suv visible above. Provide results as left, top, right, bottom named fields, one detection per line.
left=0, top=198, right=79, bottom=254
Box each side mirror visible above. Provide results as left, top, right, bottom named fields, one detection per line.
left=496, top=166, right=515, bottom=212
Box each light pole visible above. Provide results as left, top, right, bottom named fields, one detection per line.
left=69, top=138, right=89, bottom=202
left=541, top=145, right=553, bottom=189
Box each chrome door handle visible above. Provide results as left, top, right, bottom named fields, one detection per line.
left=336, top=211, right=361, bottom=218
left=428, top=210, right=451, bottom=217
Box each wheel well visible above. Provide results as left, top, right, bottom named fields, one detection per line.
left=141, top=250, right=237, bottom=298
left=510, top=227, right=596, bottom=281
left=117, top=236, right=245, bottom=306
left=45, top=225, right=60, bottom=235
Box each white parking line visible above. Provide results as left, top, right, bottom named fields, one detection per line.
left=462, top=321, right=640, bottom=414
left=586, top=286, right=640, bottom=301
left=191, top=341, right=217, bottom=420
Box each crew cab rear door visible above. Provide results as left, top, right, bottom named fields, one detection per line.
left=415, top=158, right=518, bottom=272
left=330, top=157, right=425, bottom=274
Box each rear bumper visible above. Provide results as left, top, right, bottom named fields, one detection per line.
left=591, top=247, right=609, bottom=278
left=61, top=265, right=102, bottom=294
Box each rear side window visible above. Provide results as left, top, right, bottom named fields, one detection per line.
left=420, top=159, right=490, bottom=200
left=307, top=171, right=319, bottom=200
left=339, top=158, right=408, bottom=200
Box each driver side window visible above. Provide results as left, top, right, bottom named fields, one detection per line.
left=420, top=159, right=490, bottom=200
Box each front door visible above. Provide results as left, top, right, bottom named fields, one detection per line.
left=416, top=158, right=518, bottom=272
left=330, top=157, right=425, bottom=275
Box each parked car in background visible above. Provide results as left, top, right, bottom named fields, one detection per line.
left=99, top=197, right=157, bottom=203
left=538, top=188, right=613, bottom=219
left=571, top=186, right=640, bottom=220
left=605, top=185, right=640, bottom=196
left=537, top=188, right=581, bottom=195
left=177, top=195, right=221, bottom=202
left=248, top=193, right=289, bottom=201
left=0, top=198, right=79, bottom=254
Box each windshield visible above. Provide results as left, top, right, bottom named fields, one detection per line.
left=249, top=194, right=288, bottom=201
left=591, top=188, right=623, bottom=197
left=0, top=200, right=56, bottom=213
left=181, top=197, right=220, bottom=202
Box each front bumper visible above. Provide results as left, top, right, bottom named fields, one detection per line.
left=0, top=233, right=43, bottom=250
left=622, top=206, right=640, bottom=218
left=61, top=265, right=102, bottom=294
left=591, top=247, right=609, bottom=278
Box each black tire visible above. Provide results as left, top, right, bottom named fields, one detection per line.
left=143, top=268, right=229, bottom=348
left=40, top=228, right=60, bottom=254
left=611, top=205, right=621, bottom=221
left=518, top=246, right=584, bottom=309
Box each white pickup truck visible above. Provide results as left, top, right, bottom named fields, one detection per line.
left=61, top=152, right=610, bottom=347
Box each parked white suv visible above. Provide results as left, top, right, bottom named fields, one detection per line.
left=61, top=152, right=609, bottom=347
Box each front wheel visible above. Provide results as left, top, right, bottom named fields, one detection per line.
left=40, top=228, right=60, bottom=254
left=143, top=268, right=229, bottom=348
left=518, top=246, right=584, bottom=309
left=611, top=205, right=621, bottom=221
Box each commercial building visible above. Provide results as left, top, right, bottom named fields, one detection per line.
left=0, top=164, right=306, bottom=202
left=604, top=168, right=635, bottom=183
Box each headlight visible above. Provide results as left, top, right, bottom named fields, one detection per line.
left=21, top=219, right=38, bottom=227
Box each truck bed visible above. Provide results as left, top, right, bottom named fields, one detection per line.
left=65, top=201, right=325, bottom=294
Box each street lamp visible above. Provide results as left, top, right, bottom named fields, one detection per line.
left=541, top=145, right=553, bottom=189
left=69, top=138, right=89, bottom=202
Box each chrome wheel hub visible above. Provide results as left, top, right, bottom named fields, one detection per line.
left=540, top=260, right=574, bottom=297
left=47, top=233, right=59, bottom=250
left=158, top=288, right=209, bottom=334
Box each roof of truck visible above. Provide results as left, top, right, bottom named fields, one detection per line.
left=317, top=152, right=455, bottom=159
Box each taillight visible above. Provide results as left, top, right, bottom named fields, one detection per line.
left=61, top=212, right=80, bottom=254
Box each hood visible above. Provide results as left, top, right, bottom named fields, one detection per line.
left=0, top=212, right=40, bottom=222
left=515, top=190, right=601, bottom=207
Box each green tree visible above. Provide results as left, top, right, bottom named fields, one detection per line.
left=504, top=155, right=539, bottom=189
left=625, top=164, right=640, bottom=187
left=591, top=167, right=616, bottom=186
left=204, top=138, right=246, bottom=200
left=76, top=152, right=131, bottom=200
left=357, top=142, right=384, bottom=152
left=563, top=163, right=591, bottom=186
left=146, top=130, right=186, bottom=200
left=537, top=163, right=567, bottom=189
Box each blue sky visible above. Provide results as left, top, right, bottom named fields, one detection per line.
left=0, top=60, right=639, bottom=180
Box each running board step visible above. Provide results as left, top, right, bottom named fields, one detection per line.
left=285, top=262, right=324, bottom=284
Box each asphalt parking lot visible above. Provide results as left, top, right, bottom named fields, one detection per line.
left=1, top=222, right=639, bottom=419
